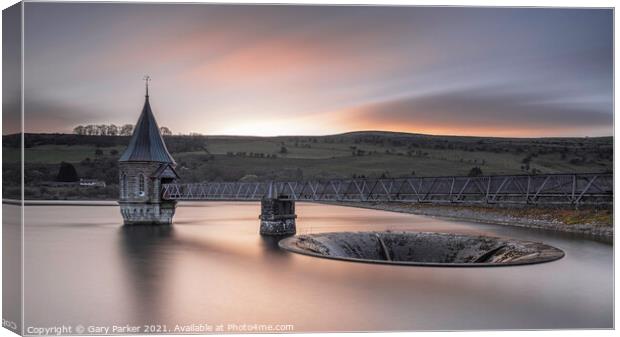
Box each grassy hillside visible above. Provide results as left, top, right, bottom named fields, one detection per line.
left=2, top=131, right=612, bottom=200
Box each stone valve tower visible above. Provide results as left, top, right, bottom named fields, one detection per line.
left=118, top=76, right=179, bottom=225
left=259, top=182, right=297, bottom=235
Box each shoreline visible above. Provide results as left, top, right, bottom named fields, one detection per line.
left=5, top=199, right=612, bottom=242
left=324, top=201, right=613, bottom=242
left=3, top=199, right=118, bottom=206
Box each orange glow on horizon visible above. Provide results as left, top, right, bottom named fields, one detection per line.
left=22, top=4, right=612, bottom=138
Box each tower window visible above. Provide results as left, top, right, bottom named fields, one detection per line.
left=121, top=174, right=127, bottom=198
left=138, top=174, right=146, bottom=196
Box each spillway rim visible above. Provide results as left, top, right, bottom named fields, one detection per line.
left=278, top=231, right=565, bottom=267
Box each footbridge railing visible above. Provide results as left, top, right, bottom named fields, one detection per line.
left=161, top=173, right=612, bottom=206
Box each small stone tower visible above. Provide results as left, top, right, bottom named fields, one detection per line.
left=259, top=182, right=297, bottom=235
left=118, top=78, right=179, bottom=225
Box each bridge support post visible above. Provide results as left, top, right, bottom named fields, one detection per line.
left=259, top=197, right=297, bottom=236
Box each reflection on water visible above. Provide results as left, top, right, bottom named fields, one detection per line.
left=119, top=225, right=175, bottom=325
left=259, top=235, right=293, bottom=256
left=22, top=202, right=613, bottom=331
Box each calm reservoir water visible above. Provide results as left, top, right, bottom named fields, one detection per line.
left=14, top=202, right=614, bottom=331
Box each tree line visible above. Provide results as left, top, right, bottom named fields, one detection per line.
left=73, top=124, right=172, bottom=136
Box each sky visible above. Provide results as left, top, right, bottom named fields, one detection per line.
left=18, top=3, right=613, bottom=137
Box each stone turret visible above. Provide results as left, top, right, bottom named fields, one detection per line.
left=259, top=182, right=297, bottom=235
left=118, top=80, right=178, bottom=225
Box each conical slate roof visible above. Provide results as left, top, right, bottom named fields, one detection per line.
left=119, top=95, right=175, bottom=164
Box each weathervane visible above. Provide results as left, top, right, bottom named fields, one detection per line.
left=143, top=75, right=151, bottom=97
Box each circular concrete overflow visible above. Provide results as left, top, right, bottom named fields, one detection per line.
left=279, top=231, right=564, bottom=266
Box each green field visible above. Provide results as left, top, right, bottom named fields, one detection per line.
left=177, top=133, right=612, bottom=179
left=5, top=145, right=127, bottom=164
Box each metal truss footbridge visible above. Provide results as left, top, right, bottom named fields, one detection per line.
left=162, top=173, right=612, bottom=206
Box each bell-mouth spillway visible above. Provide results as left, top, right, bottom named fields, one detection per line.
left=279, top=231, right=565, bottom=267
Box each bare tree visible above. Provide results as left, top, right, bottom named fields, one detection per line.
left=85, top=125, right=97, bottom=136
left=73, top=125, right=85, bottom=135
left=108, top=124, right=119, bottom=136
left=160, top=126, right=172, bottom=136
left=120, top=124, right=134, bottom=136
left=72, top=123, right=135, bottom=136
left=97, top=124, right=108, bottom=136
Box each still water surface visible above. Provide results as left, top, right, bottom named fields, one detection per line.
left=21, top=202, right=612, bottom=331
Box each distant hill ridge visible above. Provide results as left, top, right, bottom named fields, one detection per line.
left=3, top=130, right=613, bottom=145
